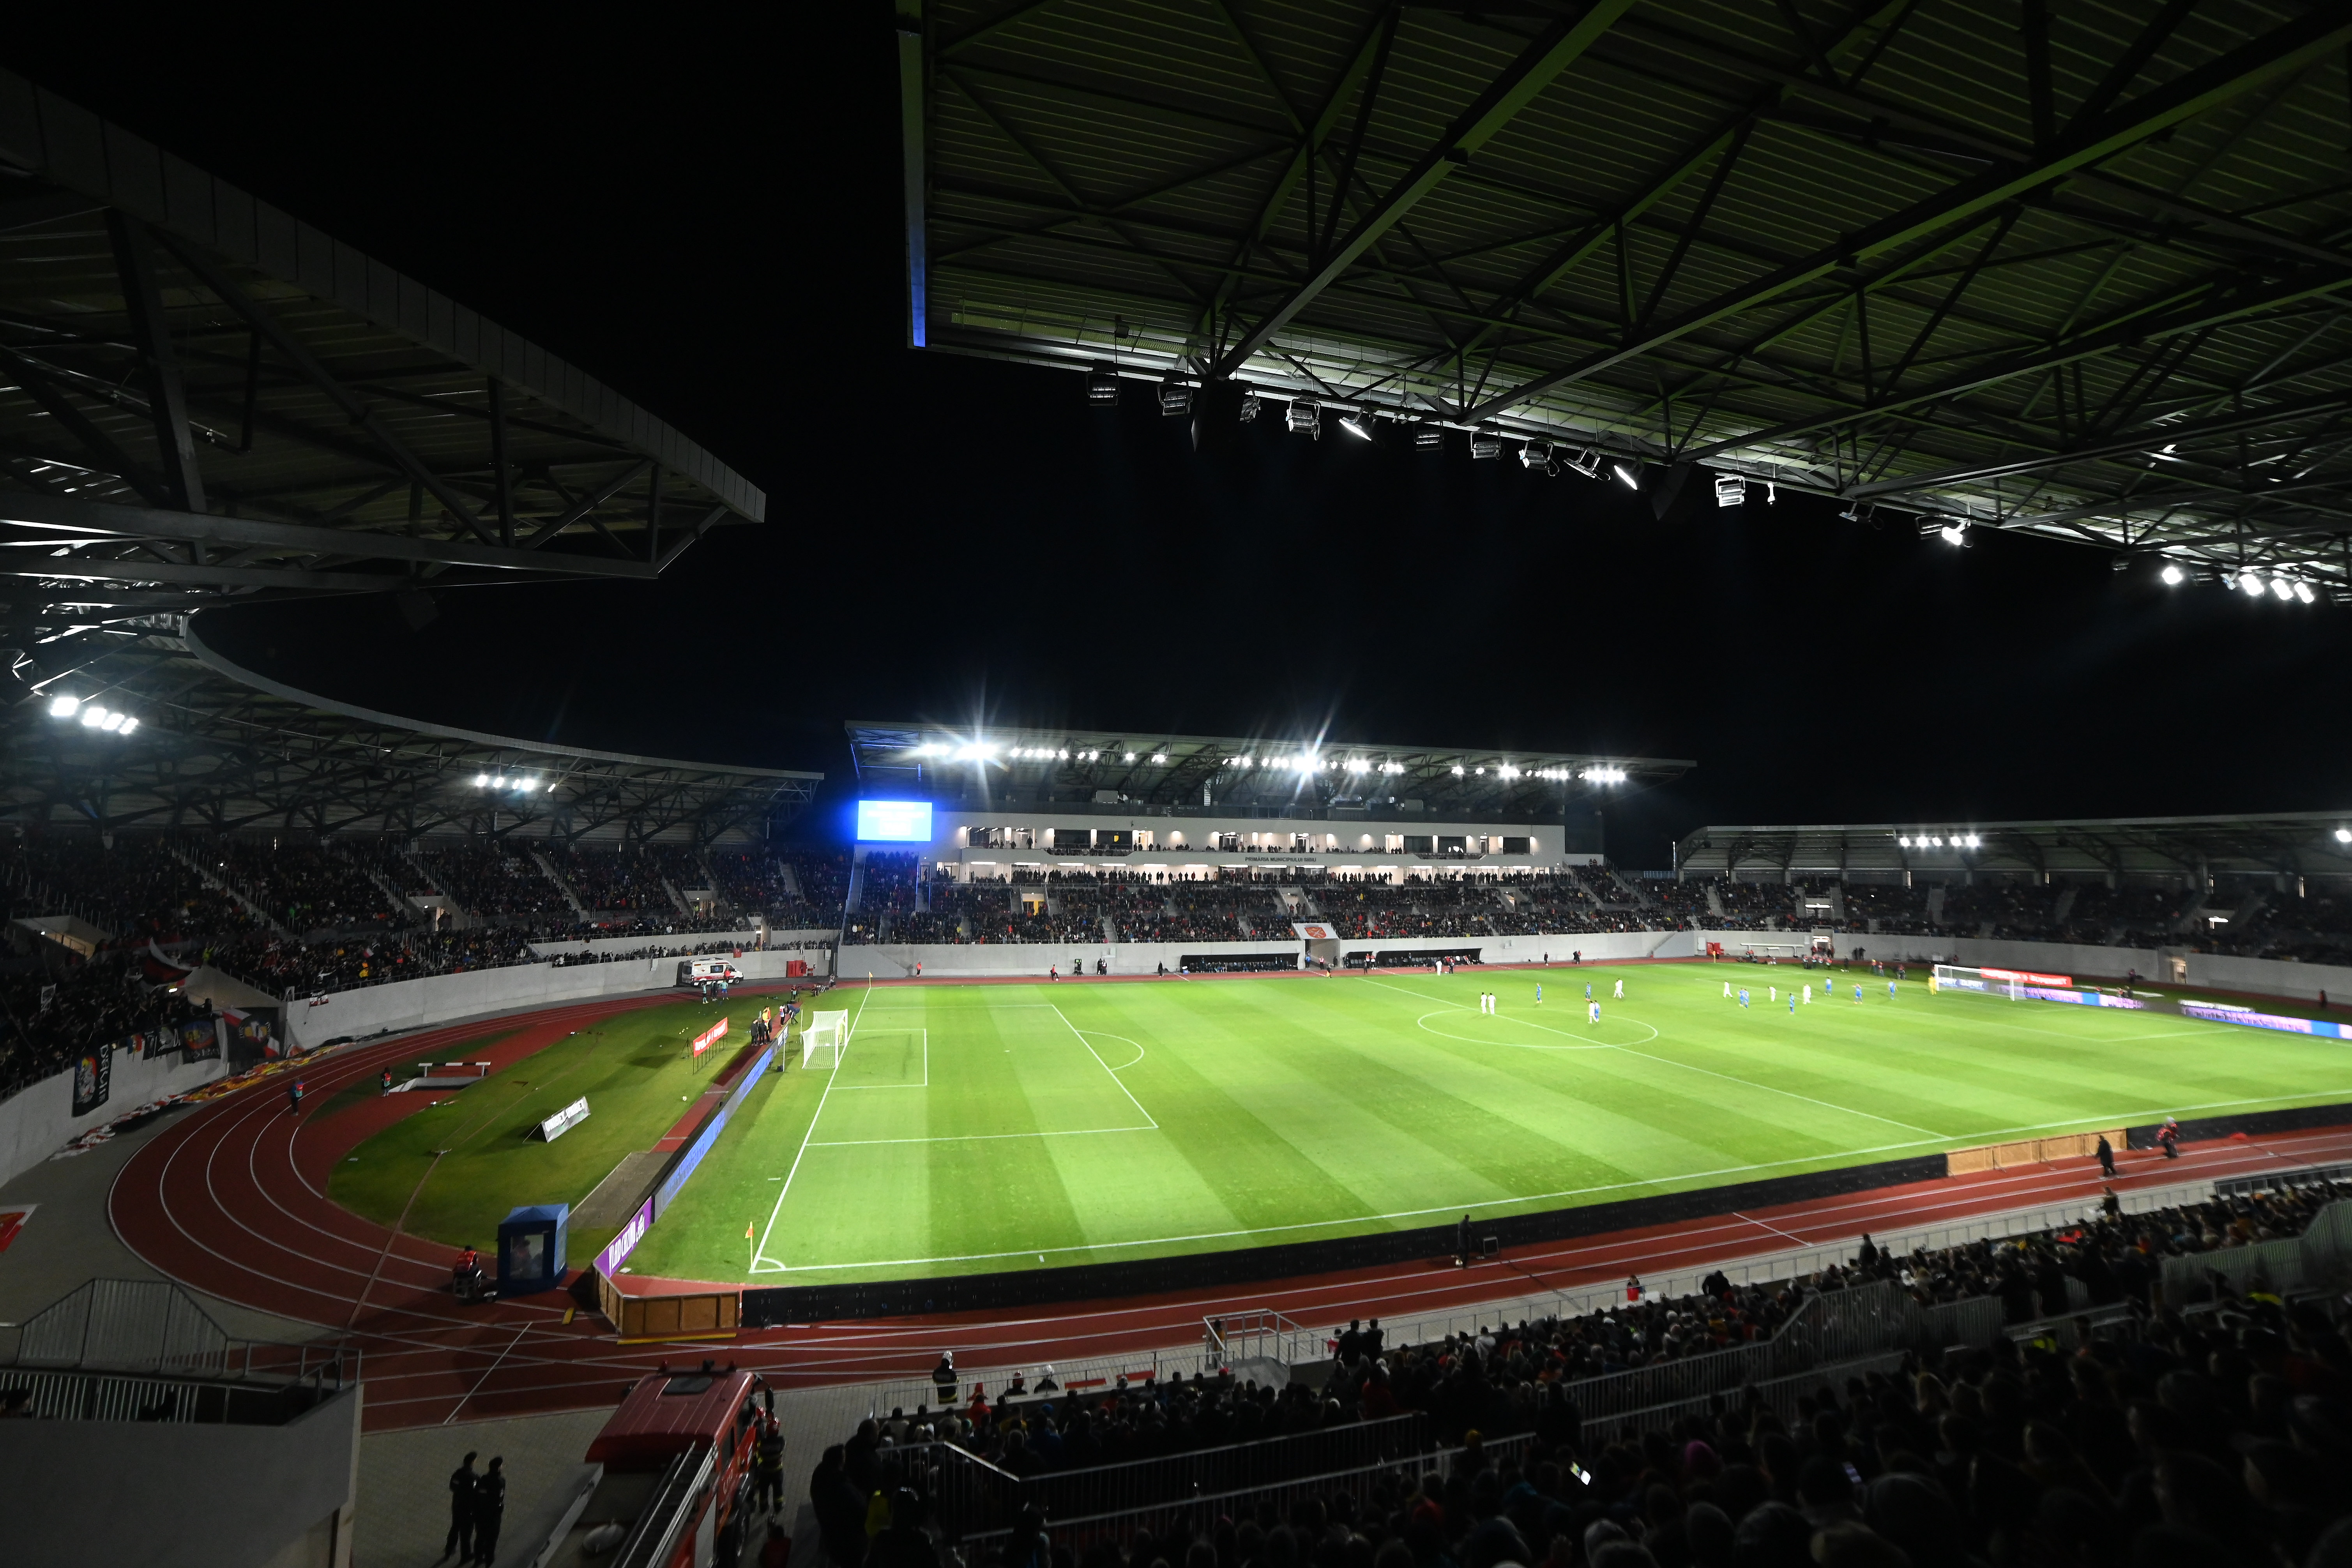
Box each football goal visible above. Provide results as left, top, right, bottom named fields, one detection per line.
left=802, top=1010, right=848, bottom=1070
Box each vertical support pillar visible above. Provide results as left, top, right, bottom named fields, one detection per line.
left=108, top=214, right=206, bottom=514
left=488, top=378, right=514, bottom=547
left=898, top=3, right=929, bottom=348
left=647, top=464, right=664, bottom=564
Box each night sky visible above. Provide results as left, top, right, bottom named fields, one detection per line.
left=14, top=16, right=2350, bottom=865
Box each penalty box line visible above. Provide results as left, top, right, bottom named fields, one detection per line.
left=755, top=983, right=872, bottom=1269
left=831, top=1028, right=928, bottom=1090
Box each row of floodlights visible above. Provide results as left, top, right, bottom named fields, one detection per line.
left=2158, top=562, right=2319, bottom=602
left=45, top=694, right=137, bottom=734
left=1898, top=833, right=1982, bottom=849
left=474, top=773, right=557, bottom=793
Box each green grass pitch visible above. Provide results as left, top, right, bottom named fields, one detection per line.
left=330, top=965, right=2352, bottom=1286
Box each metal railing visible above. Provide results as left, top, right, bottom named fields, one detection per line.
left=954, top=1432, right=1540, bottom=1552
left=1203, top=1308, right=1324, bottom=1370
left=2, top=1278, right=357, bottom=1389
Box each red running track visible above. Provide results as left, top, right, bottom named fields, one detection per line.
left=110, top=989, right=2352, bottom=1432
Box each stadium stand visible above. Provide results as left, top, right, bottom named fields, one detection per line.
left=828, top=1178, right=2352, bottom=1565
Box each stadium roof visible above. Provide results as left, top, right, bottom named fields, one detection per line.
left=900, top=1, right=2352, bottom=593
left=1, top=617, right=819, bottom=845
left=846, top=718, right=1688, bottom=815
left=0, top=69, right=761, bottom=637
left=1676, top=812, right=2352, bottom=881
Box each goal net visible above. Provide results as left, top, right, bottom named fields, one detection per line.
left=1736, top=942, right=1805, bottom=962
left=802, top=1010, right=848, bottom=1070
left=1930, top=964, right=2073, bottom=999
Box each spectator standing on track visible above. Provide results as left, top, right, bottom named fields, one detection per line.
left=1458, top=1213, right=1472, bottom=1268
left=439, top=1451, right=477, bottom=1564
left=471, top=1457, right=506, bottom=1565
left=286, top=1077, right=304, bottom=1116
left=2097, top=1134, right=2117, bottom=1176
left=380, top=1067, right=392, bottom=1093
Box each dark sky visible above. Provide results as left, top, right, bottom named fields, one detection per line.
left=14, top=16, right=2351, bottom=865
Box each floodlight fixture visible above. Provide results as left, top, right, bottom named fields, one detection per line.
left=1339, top=414, right=1372, bottom=440
left=1087, top=365, right=1120, bottom=404
left=1963, top=833, right=1981, bottom=848
left=2241, top=572, right=2267, bottom=597
left=2337, top=828, right=2351, bottom=844
left=1470, top=430, right=1502, bottom=460
left=1559, top=447, right=1601, bottom=479
left=2296, top=581, right=2316, bottom=604
left=475, top=773, right=489, bottom=786
left=100, top=710, right=125, bottom=732
left=2160, top=563, right=2184, bottom=585
left=1450, top=764, right=1466, bottom=775
left=1287, top=399, right=1322, bottom=438
left=2271, top=577, right=2294, bottom=600
left=1938, top=523, right=1968, bottom=547
left=1766, top=482, right=1777, bottom=504
left=1124, top=751, right=1136, bottom=762
left=1581, top=766, right=1627, bottom=784
left=1238, top=388, right=1262, bottom=424
left=46, top=694, right=77, bottom=717
left=1611, top=462, right=1639, bottom=489
left=1519, top=440, right=1550, bottom=470
left=1158, top=380, right=1192, bottom=417
left=118, top=717, right=137, bottom=735
left=1150, top=753, right=1169, bottom=765
left=1415, top=425, right=1443, bottom=451
left=1712, top=473, right=1744, bottom=508
left=1898, top=836, right=1912, bottom=848
left=79, top=705, right=104, bottom=727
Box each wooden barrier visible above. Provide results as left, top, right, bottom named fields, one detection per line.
left=1947, top=1130, right=2123, bottom=1175
left=597, top=1269, right=740, bottom=1343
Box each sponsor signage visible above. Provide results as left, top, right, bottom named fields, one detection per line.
left=539, top=1097, right=591, bottom=1142
left=692, top=1017, right=729, bottom=1057
left=1983, top=967, right=2072, bottom=987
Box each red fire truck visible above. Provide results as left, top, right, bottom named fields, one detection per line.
left=542, top=1360, right=770, bottom=1567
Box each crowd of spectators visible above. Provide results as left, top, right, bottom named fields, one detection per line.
left=1841, top=886, right=1931, bottom=936
left=0, top=950, right=218, bottom=1099
left=415, top=843, right=573, bottom=918
left=546, top=844, right=678, bottom=915
left=212, top=840, right=412, bottom=935
left=830, top=1176, right=2352, bottom=1567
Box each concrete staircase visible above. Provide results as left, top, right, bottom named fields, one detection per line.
left=530, top=848, right=585, bottom=913
left=168, top=845, right=295, bottom=940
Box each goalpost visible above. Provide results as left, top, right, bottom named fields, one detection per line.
left=1737, top=941, right=1804, bottom=963
left=802, top=1010, right=848, bottom=1070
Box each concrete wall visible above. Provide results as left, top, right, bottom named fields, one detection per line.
left=838, top=927, right=1693, bottom=979
left=526, top=927, right=837, bottom=959
left=280, top=947, right=826, bottom=1052
left=0, top=1383, right=361, bottom=1568
left=0, top=1035, right=231, bottom=1190
left=1697, top=928, right=2352, bottom=1005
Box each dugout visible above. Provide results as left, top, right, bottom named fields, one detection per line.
left=1178, top=952, right=1299, bottom=973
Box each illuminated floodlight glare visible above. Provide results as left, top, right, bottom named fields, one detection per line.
left=2338, top=828, right=2351, bottom=844
left=1381, top=761, right=1404, bottom=773
left=2272, top=577, right=2294, bottom=601
left=1964, top=834, right=1981, bottom=848
left=1611, top=463, right=1639, bottom=489
left=1124, top=752, right=1136, bottom=762
left=2296, top=581, right=2316, bottom=604
left=1339, top=415, right=1371, bottom=440
left=1898, top=836, right=1912, bottom=848
left=80, top=706, right=105, bottom=727
left=1450, top=765, right=1465, bottom=776
left=100, top=711, right=125, bottom=732
left=1346, top=758, right=1369, bottom=772
left=1939, top=524, right=1967, bottom=547
left=1151, top=753, right=1168, bottom=765
left=1497, top=764, right=1520, bottom=779
left=475, top=773, right=489, bottom=787
left=47, top=694, right=78, bottom=717
left=2160, top=563, right=2184, bottom=585
left=1581, top=766, right=1627, bottom=784
left=118, top=717, right=137, bottom=735
left=2241, top=573, right=2266, bottom=597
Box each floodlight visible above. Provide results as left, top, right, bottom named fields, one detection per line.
left=1287, top=399, right=1321, bottom=436
left=1611, top=463, right=1639, bottom=489
left=2160, top=563, right=2184, bottom=585
left=46, top=694, right=77, bottom=717
left=2338, top=828, right=2351, bottom=844
left=1556, top=447, right=1601, bottom=479
left=1519, top=440, right=1550, bottom=470
left=2241, top=573, right=2266, bottom=597
left=1124, top=751, right=1136, bottom=761
left=1766, top=482, right=1777, bottom=504
left=2271, top=577, right=2294, bottom=600
left=1415, top=425, right=1443, bottom=451
left=2296, top=581, right=2316, bottom=604
left=80, top=706, right=105, bottom=727
left=118, top=717, right=136, bottom=735
left=1964, top=834, right=1981, bottom=848
left=1450, top=764, right=1465, bottom=775
left=1580, top=766, right=1626, bottom=784
left=1470, top=430, right=1502, bottom=460
left=1939, top=524, right=1967, bottom=547
left=1158, top=380, right=1192, bottom=417
left=475, top=773, right=489, bottom=786
left=1898, top=836, right=1912, bottom=848
left=1087, top=365, right=1120, bottom=404
left=1339, top=415, right=1371, bottom=440
left=1713, top=473, right=1744, bottom=508
left=1239, top=389, right=1262, bottom=424
left=100, top=711, right=125, bottom=732
left=1151, top=753, right=1168, bottom=765
left=1498, top=764, right=1520, bottom=779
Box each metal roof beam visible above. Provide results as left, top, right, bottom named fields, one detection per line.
left=1214, top=0, right=1637, bottom=378
left=1468, top=9, right=2352, bottom=423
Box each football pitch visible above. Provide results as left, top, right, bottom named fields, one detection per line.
left=614, top=962, right=2352, bottom=1285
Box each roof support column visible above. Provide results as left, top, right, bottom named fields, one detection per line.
left=108, top=214, right=206, bottom=517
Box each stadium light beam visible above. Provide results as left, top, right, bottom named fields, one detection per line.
left=1339, top=415, right=1371, bottom=440
left=2337, top=828, right=2351, bottom=844
left=1611, top=463, right=1639, bottom=489
left=2296, top=581, right=2317, bottom=604
left=2161, top=563, right=2184, bottom=585
left=46, top=694, right=77, bottom=717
